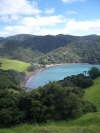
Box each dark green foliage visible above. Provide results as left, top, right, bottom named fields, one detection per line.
left=27, top=65, right=35, bottom=72
left=27, top=64, right=40, bottom=72
left=12, top=48, right=44, bottom=62
left=60, top=74, right=93, bottom=89
left=0, top=62, right=2, bottom=67
left=0, top=108, right=24, bottom=127
left=83, top=101, right=97, bottom=113
left=88, top=67, right=100, bottom=79
left=0, top=69, right=17, bottom=89
left=0, top=90, right=24, bottom=127
left=0, top=69, right=25, bottom=89
left=7, top=70, right=25, bottom=84
left=38, top=83, right=84, bottom=120
left=0, top=90, right=18, bottom=108
left=16, top=82, right=96, bottom=124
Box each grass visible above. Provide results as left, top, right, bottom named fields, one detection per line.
left=0, top=78, right=100, bottom=133
left=85, top=77, right=100, bottom=111
left=0, top=121, right=100, bottom=133
left=0, top=58, right=30, bottom=72
left=66, top=112, right=100, bottom=127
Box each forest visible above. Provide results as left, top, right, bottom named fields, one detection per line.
left=0, top=67, right=100, bottom=127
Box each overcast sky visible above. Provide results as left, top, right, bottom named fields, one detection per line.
left=0, top=0, right=100, bottom=36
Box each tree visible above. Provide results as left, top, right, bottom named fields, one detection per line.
left=61, top=74, right=93, bottom=89
left=0, top=90, right=24, bottom=127
left=88, top=67, right=100, bottom=79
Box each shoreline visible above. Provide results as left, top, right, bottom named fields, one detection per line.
left=20, top=62, right=90, bottom=89
left=20, top=67, right=44, bottom=89
left=20, top=63, right=64, bottom=88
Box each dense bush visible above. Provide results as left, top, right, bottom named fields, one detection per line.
left=0, top=90, right=24, bottom=127
left=88, top=67, right=100, bottom=79
left=27, top=64, right=41, bottom=72
left=0, top=68, right=99, bottom=127
left=0, top=69, right=25, bottom=89
left=0, top=82, right=97, bottom=127
left=60, top=74, right=93, bottom=89
left=83, top=101, right=97, bottom=113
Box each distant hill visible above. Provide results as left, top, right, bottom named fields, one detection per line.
left=0, top=34, right=100, bottom=64
left=45, top=35, right=100, bottom=64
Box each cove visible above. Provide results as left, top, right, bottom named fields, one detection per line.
left=25, top=64, right=100, bottom=89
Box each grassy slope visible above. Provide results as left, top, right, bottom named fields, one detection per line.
left=0, top=119, right=100, bottom=133
left=85, top=77, right=100, bottom=111
left=0, top=58, right=30, bottom=72
left=0, top=78, right=100, bottom=133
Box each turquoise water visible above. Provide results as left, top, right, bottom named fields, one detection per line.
left=26, top=64, right=100, bottom=89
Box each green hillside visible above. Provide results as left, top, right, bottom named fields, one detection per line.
left=0, top=78, right=100, bottom=133
left=0, top=58, right=30, bottom=72
left=0, top=34, right=100, bottom=64
left=85, top=78, right=100, bottom=111
left=43, top=38, right=100, bottom=64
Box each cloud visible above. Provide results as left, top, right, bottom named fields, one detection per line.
left=0, top=15, right=66, bottom=36
left=0, top=0, right=41, bottom=16
left=21, top=15, right=65, bottom=27
left=1, top=17, right=100, bottom=36
left=44, top=8, right=55, bottom=14
left=0, top=15, right=19, bottom=22
left=4, top=25, right=31, bottom=35
left=65, top=19, right=100, bottom=32
left=61, top=0, right=86, bottom=3
left=40, top=19, right=100, bottom=35
left=61, top=19, right=100, bottom=35
left=66, top=10, right=78, bottom=15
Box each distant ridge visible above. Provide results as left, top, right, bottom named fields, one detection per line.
left=0, top=34, right=100, bottom=64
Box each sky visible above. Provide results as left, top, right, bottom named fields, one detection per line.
left=0, top=0, right=100, bottom=36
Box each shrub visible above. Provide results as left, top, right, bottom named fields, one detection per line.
left=88, top=67, right=100, bottom=79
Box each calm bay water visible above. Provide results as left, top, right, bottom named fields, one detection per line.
left=26, top=64, right=100, bottom=89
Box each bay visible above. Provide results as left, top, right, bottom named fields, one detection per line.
left=26, top=64, right=100, bottom=89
